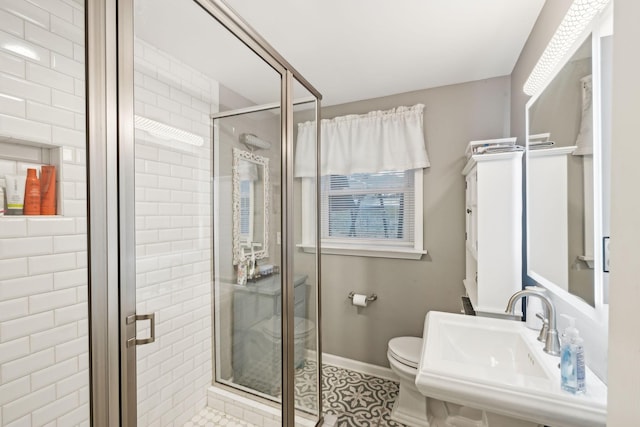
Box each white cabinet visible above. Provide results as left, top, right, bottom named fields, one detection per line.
left=527, top=146, right=575, bottom=293
left=462, top=151, right=523, bottom=317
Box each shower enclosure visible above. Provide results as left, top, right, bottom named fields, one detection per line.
left=118, top=0, right=322, bottom=425
left=0, top=0, right=318, bottom=425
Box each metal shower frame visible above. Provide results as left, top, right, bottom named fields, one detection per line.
left=86, top=0, right=322, bottom=426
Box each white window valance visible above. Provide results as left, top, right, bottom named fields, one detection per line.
left=295, top=104, right=430, bottom=177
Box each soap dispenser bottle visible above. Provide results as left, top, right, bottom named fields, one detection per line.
left=560, top=315, right=586, bottom=394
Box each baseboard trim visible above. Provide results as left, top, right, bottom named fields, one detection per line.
left=311, top=350, right=398, bottom=382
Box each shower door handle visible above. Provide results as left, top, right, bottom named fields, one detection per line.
left=126, top=313, right=156, bottom=347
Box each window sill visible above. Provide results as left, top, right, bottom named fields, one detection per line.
left=296, top=243, right=427, bottom=260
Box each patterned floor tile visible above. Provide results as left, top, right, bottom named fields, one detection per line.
left=377, top=396, right=408, bottom=427
left=321, top=364, right=402, bottom=427
left=185, top=362, right=403, bottom=427
left=336, top=414, right=380, bottom=427
left=294, top=359, right=320, bottom=412
left=324, top=374, right=386, bottom=412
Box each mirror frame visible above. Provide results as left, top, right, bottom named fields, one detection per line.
left=525, top=3, right=612, bottom=320
left=232, top=148, right=270, bottom=265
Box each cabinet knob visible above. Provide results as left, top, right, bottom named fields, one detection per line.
left=466, top=208, right=472, bottom=214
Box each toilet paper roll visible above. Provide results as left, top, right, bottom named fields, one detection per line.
left=352, top=294, right=368, bottom=307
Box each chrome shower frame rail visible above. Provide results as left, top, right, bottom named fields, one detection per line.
left=210, top=96, right=317, bottom=120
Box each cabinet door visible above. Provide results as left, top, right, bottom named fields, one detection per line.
left=465, top=170, right=478, bottom=255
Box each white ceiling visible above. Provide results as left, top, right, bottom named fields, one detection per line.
left=136, top=0, right=545, bottom=108
left=223, top=0, right=546, bottom=106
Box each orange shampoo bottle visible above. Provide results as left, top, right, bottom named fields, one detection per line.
left=23, top=168, right=41, bottom=215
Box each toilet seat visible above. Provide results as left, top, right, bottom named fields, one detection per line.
left=388, top=337, right=422, bottom=368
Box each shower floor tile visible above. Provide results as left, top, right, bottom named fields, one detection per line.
left=184, top=407, right=256, bottom=427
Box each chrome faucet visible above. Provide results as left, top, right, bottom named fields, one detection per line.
left=505, top=289, right=561, bottom=356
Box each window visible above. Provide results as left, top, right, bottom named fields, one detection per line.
left=238, top=180, right=253, bottom=244
left=322, top=171, right=414, bottom=242
left=295, top=104, right=429, bottom=259
left=300, top=169, right=425, bottom=259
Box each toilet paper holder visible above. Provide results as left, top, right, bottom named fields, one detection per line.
left=347, top=291, right=378, bottom=302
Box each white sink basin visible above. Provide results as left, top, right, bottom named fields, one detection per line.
left=415, top=311, right=607, bottom=427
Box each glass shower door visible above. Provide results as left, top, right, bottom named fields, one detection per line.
left=120, top=0, right=321, bottom=425
left=212, top=108, right=283, bottom=400
left=212, top=82, right=321, bottom=424
left=129, top=0, right=284, bottom=425
left=292, top=81, right=321, bottom=422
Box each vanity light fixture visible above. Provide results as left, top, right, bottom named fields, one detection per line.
left=240, top=133, right=271, bottom=150
left=134, top=115, right=204, bottom=147
left=523, top=0, right=610, bottom=96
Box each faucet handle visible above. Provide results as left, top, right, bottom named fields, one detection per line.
left=535, top=312, right=549, bottom=343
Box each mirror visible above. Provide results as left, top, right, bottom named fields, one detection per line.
left=526, top=9, right=612, bottom=310
left=232, top=148, right=270, bottom=264
left=528, top=36, right=594, bottom=305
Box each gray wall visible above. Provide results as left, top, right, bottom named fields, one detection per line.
left=510, top=0, right=609, bottom=381
left=608, top=0, right=640, bottom=424
left=317, top=76, right=511, bottom=367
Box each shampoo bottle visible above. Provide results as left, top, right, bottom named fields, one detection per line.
left=23, top=168, right=41, bottom=215
left=5, top=175, right=25, bottom=215
left=560, top=315, right=586, bottom=394
left=40, top=165, right=56, bottom=215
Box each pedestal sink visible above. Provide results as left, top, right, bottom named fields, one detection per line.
left=415, top=311, right=607, bottom=427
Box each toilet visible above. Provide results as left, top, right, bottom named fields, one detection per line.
left=387, top=336, right=430, bottom=427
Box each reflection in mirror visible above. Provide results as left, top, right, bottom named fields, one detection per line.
left=527, top=7, right=612, bottom=311
left=233, top=148, right=270, bottom=265
left=529, top=36, right=595, bottom=306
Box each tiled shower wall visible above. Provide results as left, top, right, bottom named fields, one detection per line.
left=0, top=0, right=89, bottom=426
left=0, top=1, right=219, bottom=426
left=133, top=39, right=218, bottom=426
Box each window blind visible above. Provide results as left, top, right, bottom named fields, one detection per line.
left=320, top=171, right=415, bottom=243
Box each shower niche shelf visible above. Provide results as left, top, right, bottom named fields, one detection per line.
left=0, top=138, right=65, bottom=217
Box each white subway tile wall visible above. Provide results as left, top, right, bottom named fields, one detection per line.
left=1, top=2, right=219, bottom=425
left=0, top=2, right=89, bottom=427
left=133, top=38, right=217, bottom=426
